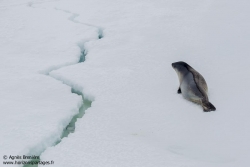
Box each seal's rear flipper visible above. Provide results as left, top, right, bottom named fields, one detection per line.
left=202, top=101, right=216, bottom=112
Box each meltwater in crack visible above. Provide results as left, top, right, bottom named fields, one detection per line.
left=61, top=88, right=92, bottom=138
left=23, top=89, right=91, bottom=167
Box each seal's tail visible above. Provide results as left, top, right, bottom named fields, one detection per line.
left=202, top=101, right=216, bottom=112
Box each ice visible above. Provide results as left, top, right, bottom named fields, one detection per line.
left=0, top=1, right=97, bottom=166
left=1, top=0, right=250, bottom=167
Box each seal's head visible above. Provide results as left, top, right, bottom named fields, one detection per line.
left=172, top=61, right=190, bottom=70
left=172, top=61, right=190, bottom=81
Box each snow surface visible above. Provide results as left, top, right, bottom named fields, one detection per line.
left=1, top=0, right=250, bottom=167
left=0, top=0, right=97, bottom=166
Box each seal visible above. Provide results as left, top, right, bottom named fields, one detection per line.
left=172, top=61, right=216, bottom=112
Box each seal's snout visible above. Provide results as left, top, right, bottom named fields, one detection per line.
left=172, top=63, right=175, bottom=68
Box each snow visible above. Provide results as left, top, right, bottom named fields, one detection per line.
left=1, top=0, right=250, bottom=167
left=0, top=1, right=96, bottom=166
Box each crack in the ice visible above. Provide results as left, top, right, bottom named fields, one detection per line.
left=47, top=7, right=104, bottom=140
left=46, top=6, right=103, bottom=145
left=23, top=7, right=104, bottom=167
left=55, top=7, right=104, bottom=39
left=47, top=8, right=103, bottom=148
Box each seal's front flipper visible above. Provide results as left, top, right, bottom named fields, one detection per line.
left=202, top=101, right=216, bottom=112
left=177, top=87, right=182, bottom=94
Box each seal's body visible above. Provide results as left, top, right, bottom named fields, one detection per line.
left=172, top=61, right=216, bottom=112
